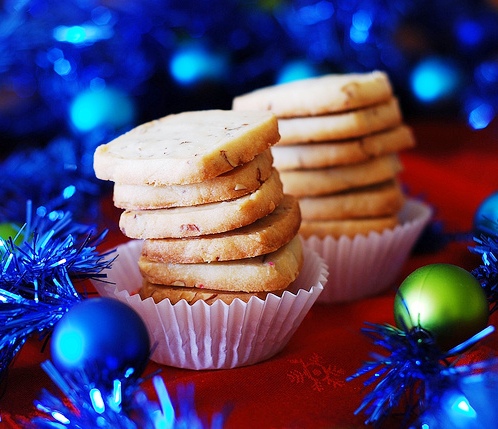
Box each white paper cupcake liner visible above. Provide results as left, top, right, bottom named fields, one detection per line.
left=303, top=198, right=432, bottom=303
left=92, top=239, right=327, bottom=370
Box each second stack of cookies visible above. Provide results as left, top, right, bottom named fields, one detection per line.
left=232, top=71, right=415, bottom=239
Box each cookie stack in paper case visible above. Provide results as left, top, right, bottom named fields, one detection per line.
left=94, top=109, right=303, bottom=303
left=233, top=71, right=414, bottom=238
left=233, top=71, right=431, bottom=302
left=92, top=109, right=326, bottom=369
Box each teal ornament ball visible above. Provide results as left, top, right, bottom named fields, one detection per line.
left=474, top=192, right=498, bottom=237
left=394, top=264, right=489, bottom=351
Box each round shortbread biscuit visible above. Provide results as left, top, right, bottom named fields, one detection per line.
left=299, top=216, right=399, bottom=239
left=279, top=154, right=402, bottom=198
left=359, top=125, right=415, bottom=157
left=119, top=169, right=284, bottom=239
left=138, top=235, right=304, bottom=293
left=299, top=180, right=405, bottom=221
left=232, top=71, right=393, bottom=118
left=272, top=125, right=415, bottom=170
left=139, top=281, right=287, bottom=305
left=94, top=110, right=280, bottom=186
left=141, top=194, right=301, bottom=263
left=113, top=149, right=273, bottom=210
left=277, top=98, right=402, bottom=145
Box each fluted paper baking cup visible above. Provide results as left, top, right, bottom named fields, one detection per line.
left=303, top=198, right=432, bottom=303
left=92, top=239, right=326, bottom=369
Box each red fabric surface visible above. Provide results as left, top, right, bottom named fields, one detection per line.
left=1, top=120, right=498, bottom=428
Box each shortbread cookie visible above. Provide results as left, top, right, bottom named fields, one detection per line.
left=138, top=236, right=303, bottom=293
left=299, top=180, right=404, bottom=221
left=119, top=169, right=284, bottom=239
left=358, top=125, right=415, bottom=158
left=279, top=154, right=402, bottom=198
left=277, top=98, right=402, bottom=145
left=272, top=125, right=414, bottom=170
left=113, top=150, right=273, bottom=210
left=232, top=71, right=392, bottom=118
left=94, top=110, right=280, bottom=186
left=139, top=281, right=287, bottom=305
left=142, top=194, right=301, bottom=263
left=299, top=216, right=399, bottom=239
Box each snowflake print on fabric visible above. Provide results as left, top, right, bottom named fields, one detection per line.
left=288, top=353, right=345, bottom=392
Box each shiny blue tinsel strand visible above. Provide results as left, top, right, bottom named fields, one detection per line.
left=0, top=197, right=116, bottom=385
left=31, top=361, right=226, bottom=429
left=347, top=321, right=495, bottom=427
left=347, top=323, right=445, bottom=427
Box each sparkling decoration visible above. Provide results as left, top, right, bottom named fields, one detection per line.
left=32, top=361, right=226, bottom=428
left=0, top=195, right=115, bottom=385
left=51, top=297, right=150, bottom=381
left=347, top=319, right=495, bottom=427
left=349, top=257, right=496, bottom=426
left=393, top=264, right=489, bottom=351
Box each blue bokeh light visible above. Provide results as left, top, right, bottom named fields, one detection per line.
left=53, top=24, right=113, bottom=45
left=350, top=10, right=372, bottom=44
left=476, top=60, right=498, bottom=86
left=410, top=57, right=461, bottom=103
left=467, top=102, right=494, bottom=130
left=276, top=60, right=319, bottom=84
left=456, top=19, right=484, bottom=48
left=70, top=87, right=135, bottom=132
left=53, top=58, right=71, bottom=76
left=297, top=1, right=334, bottom=25
left=169, top=45, right=227, bottom=86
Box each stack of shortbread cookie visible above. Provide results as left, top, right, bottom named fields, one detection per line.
left=94, top=110, right=303, bottom=304
left=233, top=71, right=415, bottom=238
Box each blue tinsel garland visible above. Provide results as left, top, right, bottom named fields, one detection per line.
left=0, top=195, right=115, bottom=385
left=31, top=362, right=226, bottom=429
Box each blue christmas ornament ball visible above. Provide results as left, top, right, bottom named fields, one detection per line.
left=50, top=298, right=150, bottom=379
left=474, top=192, right=498, bottom=237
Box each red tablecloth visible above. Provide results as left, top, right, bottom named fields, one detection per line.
left=2, top=120, right=498, bottom=428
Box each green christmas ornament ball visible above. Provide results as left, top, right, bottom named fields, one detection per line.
left=0, top=223, right=23, bottom=249
left=394, top=263, right=489, bottom=351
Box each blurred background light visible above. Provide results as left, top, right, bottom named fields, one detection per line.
left=350, top=9, right=372, bottom=44
left=410, top=57, right=462, bottom=103
left=276, top=60, right=319, bottom=84
left=1, top=0, right=498, bottom=158
left=455, top=19, right=484, bottom=49
left=70, top=87, right=135, bottom=132
left=169, top=44, right=228, bottom=86
left=467, top=101, right=495, bottom=129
